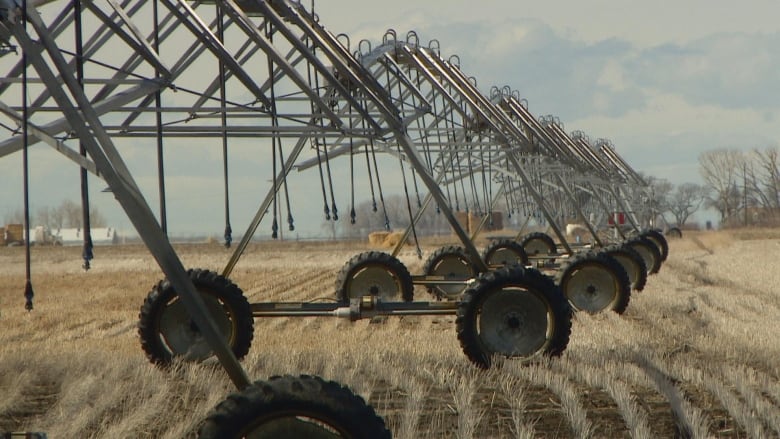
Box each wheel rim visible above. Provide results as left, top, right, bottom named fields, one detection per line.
left=242, top=412, right=346, bottom=438
left=430, top=254, right=473, bottom=299
left=631, top=244, right=656, bottom=273
left=477, top=287, right=552, bottom=358
left=486, top=247, right=525, bottom=266
left=524, top=238, right=552, bottom=256
left=158, top=293, right=235, bottom=361
left=347, top=264, right=400, bottom=300
left=645, top=235, right=666, bottom=257
left=610, top=253, right=640, bottom=290
left=562, top=263, right=619, bottom=313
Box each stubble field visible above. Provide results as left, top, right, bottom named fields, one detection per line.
left=1, top=229, right=779, bottom=438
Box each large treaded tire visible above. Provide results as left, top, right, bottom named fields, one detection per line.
left=138, top=269, right=253, bottom=365
left=520, top=232, right=557, bottom=257
left=335, top=251, right=414, bottom=303
left=640, top=229, right=669, bottom=262
left=626, top=236, right=662, bottom=275
left=422, top=245, right=478, bottom=300
left=482, top=238, right=529, bottom=267
left=456, top=265, right=571, bottom=369
left=666, top=227, right=683, bottom=239
left=198, top=375, right=391, bottom=439
left=602, top=244, right=648, bottom=292
left=555, top=251, right=631, bottom=314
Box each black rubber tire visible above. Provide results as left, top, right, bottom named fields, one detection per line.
left=335, top=251, right=414, bottom=303
left=602, top=244, right=648, bottom=292
left=422, top=245, right=479, bottom=300
left=626, top=236, right=662, bottom=275
left=520, top=232, right=557, bottom=256
left=666, top=227, right=683, bottom=239
left=198, top=375, right=391, bottom=439
left=640, top=229, right=669, bottom=262
left=555, top=251, right=631, bottom=314
left=482, top=238, right=529, bottom=267
left=456, top=265, right=571, bottom=369
left=138, top=269, right=253, bottom=365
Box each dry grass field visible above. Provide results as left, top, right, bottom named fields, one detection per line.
left=1, top=229, right=779, bottom=438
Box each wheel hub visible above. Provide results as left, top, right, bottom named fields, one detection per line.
left=564, top=264, right=617, bottom=313
left=349, top=265, right=399, bottom=299
left=478, top=288, right=550, bottom=357
left=505, top=312, right=522, bottom=329
left=431, top=256, right=472, bottom=299
left=159, top=294, right=233, bottom=361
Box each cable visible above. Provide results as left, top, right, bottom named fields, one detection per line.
left=265, top=21, right=280, bottom=238
left=216, top=4, right=232, bottom=248
left=74, top=0, right=93, bottom=270
left=21, top=0, right=34, bottom=311
left=396, top=146, right=422, bottom=258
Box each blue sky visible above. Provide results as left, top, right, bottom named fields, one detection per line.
left=1, top=1, right=778, bottom=238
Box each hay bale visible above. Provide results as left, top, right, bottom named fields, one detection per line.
left=5, top=223, right=23, bottom=245
left=382, top=231, right=409, bottom=248
left=566, top=223, right=590, bottom=243
left=368, top=231, right=391, bottom=246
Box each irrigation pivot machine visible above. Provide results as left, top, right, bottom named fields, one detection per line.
left=1, top=0, right=668, bottom=436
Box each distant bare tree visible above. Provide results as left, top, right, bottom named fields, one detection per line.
left=89, top=207, right=107, bottom=228
left=699, top=149, right=744, bottom=221
left=748, top=146, right=780, bottom=222
left=667, top=183, right=709, bottom=226
left=334, top=194, right=453, bottom=239
left=60, top=199, right=82, bottom=228
left=2, top=209, right=24, bottom=225
left=5, top=201, right=106, bottom=230
left=35, top=206, right=53, bottom=229
left=642, top=175, right=673, bottom=226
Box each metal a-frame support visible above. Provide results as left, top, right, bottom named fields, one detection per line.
left=1, top=4, right=251, bottom=390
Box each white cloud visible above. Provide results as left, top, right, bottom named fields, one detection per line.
left=571, top=92, right=780, bottom=183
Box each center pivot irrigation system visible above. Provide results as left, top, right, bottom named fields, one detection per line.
left=0, top=0, right=670, bottom=436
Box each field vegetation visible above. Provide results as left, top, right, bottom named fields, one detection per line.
left=1, top=229, right=779, bottom=438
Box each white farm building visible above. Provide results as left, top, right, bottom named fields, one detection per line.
left=55, top=227, right=119, bottom=246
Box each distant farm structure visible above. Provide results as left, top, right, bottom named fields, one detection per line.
left=55, top=227, right=119, bottom=246
left=1, top=224, right=119, bottom=246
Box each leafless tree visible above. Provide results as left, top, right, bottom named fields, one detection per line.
left=334, top=194, right=461, bottom=239
left=642, top=174, right=673, bottom=226
left=667, top=183, right=709, bottom=226
left=747, top=146, right=780, bottom=223
left=2, top=209, right=24, bottom=225
left=699, top=149, right=744, bottom=221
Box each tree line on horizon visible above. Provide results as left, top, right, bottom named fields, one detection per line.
left=2, top=199, right=107, bottom=230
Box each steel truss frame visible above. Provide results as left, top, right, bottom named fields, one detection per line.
left=1, top=0, right=652, bottom=390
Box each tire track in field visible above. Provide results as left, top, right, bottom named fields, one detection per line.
left=249, top=269, right=336, bottom=333
left=245, top=268, right=334, bottom=302
left=35, top=318, right=129, bottom=343
left=0, top=374, right=60, bottom=433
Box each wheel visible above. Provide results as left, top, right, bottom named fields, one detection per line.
left=626, top=236, right=662, bottom=275
left=666, top=227, right=683, bottom=239
left=520, top=232, right=557, bottom=257
left=198, top=375, right=391, bottom=439
left=482, top=238, right=529, bottom=267
left=456, top=265, right=571, bottom=368
left=601, top=244, right=648, bottom=292
left=335, top=251, right=414, bottom=303
left=422, top=245, right=479, bottom=300
left=138, top=269, right=253, bottom=365
left=555, top=252, right=631, bottom=314
left=640, top=229, right=669, bottom=262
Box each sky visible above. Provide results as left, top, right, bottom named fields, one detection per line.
left=1, top=0, right=779, bottom=239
